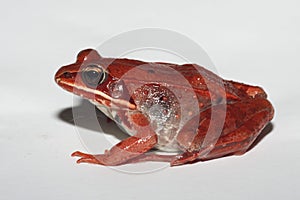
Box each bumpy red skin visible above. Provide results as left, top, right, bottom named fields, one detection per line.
left=55, top=49, right=274, bottom=166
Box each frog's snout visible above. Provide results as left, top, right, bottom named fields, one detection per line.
left=55, top=63, right=79, bottom=83
left=55, top=70, right=73, bottom=84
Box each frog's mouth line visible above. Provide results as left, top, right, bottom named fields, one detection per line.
left=57, top=79, right=136, bottom=110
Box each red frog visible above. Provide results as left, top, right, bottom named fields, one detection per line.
left=55, top=49, right=274, bottom=166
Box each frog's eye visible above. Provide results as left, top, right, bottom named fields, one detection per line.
left=81, top=64, right=106, bottom=87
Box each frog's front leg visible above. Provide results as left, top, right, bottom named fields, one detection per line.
left=72, top=126, right=157, bottom=166
left=172, top=98, right=274, bottom=166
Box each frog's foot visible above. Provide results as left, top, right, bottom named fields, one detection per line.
left=170, top=145, right=215, bottom=166
left=71, top=151, right=137, bottom=165
left=72, top=151, right=105, bottom=164
left=170, top=152, right=200, bottom=166
left=72, top=151, right=179, bottom=165
left=71, top=131, right=157, bottom=166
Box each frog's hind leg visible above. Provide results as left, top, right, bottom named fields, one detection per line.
left=206, top=110, right=272, bottom=160
left=71, top=131, right=157, bottom=166
left=229, top=80, right=267, bottom=99
left=171, top=98, right=274, bottom=166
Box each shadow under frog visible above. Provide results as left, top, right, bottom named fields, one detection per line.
left=57, top=99, right=128, bottom=141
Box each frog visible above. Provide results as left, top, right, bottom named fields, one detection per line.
left=55, top=49, right=274, bottom=166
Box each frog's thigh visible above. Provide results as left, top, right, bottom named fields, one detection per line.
left=207, top=112, right=269, bottom=159
left=207, top=98, right=274, bottom=158
left=172, top=98, right=273, bottom=166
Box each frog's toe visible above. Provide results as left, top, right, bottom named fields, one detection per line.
left=71, top=151, right=104, bottom=165
left=71, top=151, right=90, bottom=158
left=76, top=157, right=101, bottom=164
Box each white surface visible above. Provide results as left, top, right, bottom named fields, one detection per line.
left=1, top=0, right=299, bottom=199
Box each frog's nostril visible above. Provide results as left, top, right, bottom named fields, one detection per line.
left=63, top=72, right=72, bottom=79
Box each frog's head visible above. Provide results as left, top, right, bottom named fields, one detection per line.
left=55, top=49, right=136, bottom=110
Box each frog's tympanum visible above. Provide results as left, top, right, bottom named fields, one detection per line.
left=55, top=49, right=274, bottom=166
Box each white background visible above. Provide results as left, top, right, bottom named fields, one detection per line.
left=1, top=0, right=299, bottom=199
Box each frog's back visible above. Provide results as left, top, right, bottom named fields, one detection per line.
left=102, top=57, right=251, bottom=106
